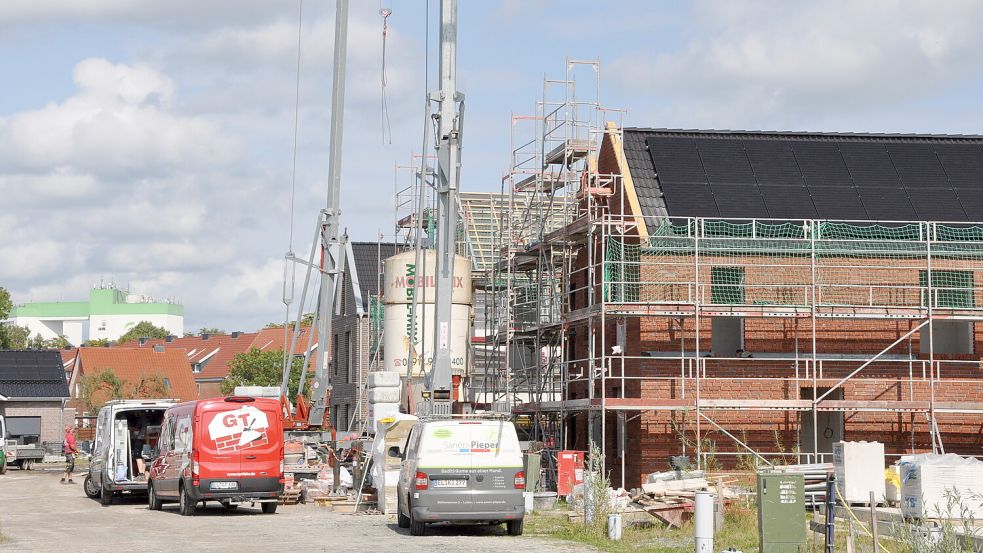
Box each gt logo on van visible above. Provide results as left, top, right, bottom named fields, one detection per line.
left=207, top=405, right=270, bottom=454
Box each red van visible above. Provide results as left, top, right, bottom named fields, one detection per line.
left=147, top=397, right=284, bottom=515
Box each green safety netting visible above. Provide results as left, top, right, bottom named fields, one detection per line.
left=604, top=219, right=983, bottom=308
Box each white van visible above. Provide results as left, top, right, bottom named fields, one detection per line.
left=84, top=399, right=176, bottom=504
left=394, top=418, right=525, bottom=536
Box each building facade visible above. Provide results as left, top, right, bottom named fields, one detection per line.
left=0, top=350, right=73, bottom=446
left=329, top=242, right=402, bottom=433
left=11, top=285, right=183, bottom=345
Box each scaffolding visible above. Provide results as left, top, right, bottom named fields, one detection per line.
left=491, top=62, right=983, bottom=491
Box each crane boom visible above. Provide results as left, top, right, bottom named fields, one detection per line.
left=307, top=0, right=350, bottom=427
left=428, top=0, right=463, bottom=415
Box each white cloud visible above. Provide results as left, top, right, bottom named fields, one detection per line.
left=0, top=58, right=243, bottom=178
left=611, top=0, right=983, bottom=129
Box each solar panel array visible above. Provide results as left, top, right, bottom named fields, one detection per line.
left=645, top=136, right=983, bottom=221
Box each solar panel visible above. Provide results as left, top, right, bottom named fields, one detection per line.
left=758, top=185, right=819, bottom=219
left=906, top=187, right=968, bottom=221
left=744, top=140, right=803, bottom=185
left=709, top=184, right=769, bottom=218
left=887, top=143, right=949, bottom=188
left=955, top=188, right=983, bottom=217
left=647, top=137, right=708, bottom=184
left=857, top=187, right=917, bottom=221
left=693, top=139, right=755, bottom=184
left=936, top=144, right=983, bottom=188
left=838, top=143, right=901, bottom=187
left=789, top=142, right=854, bottom=187
left=808, top=186, right=869, bottom=219
left=660, top=181, right=719, bottom=217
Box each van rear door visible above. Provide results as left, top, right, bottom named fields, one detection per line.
left=468, top=421, right=523, bottom=513
left=237, top=401, right=281, bottom=483
left=417, top=422, right=476, bottom=512
left=198, top=404, right=245, bottom=482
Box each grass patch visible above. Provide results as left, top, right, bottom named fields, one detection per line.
left=525, top=508, right=760, bottom=553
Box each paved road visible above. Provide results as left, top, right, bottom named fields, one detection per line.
left=0, top=469, right=592, bottom=553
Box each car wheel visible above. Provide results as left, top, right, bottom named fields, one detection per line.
left=0, top=456, right=7, bottom=475
left=84, top=475, right=101, bottom=499
left=261, top=502, right=278, bottom=514
left=179, top=484, right=197, bottom=516
left=506, top=519, right=524, bottom=536
left=409, top=511, right=426, bottom=536
left=99, top=483, right=113, bottom=506
left=22, top=459, right=33, bottom=471
left=397, top=496, right=410, bottom=529
left=148, top=482, right=163, bottom=511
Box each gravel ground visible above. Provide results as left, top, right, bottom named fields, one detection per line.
left=0, top=468, right=593, bottom=553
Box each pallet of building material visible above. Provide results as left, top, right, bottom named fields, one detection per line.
left=279, top=488, right=302, bottom=505
left=313, top=496, right=349, bottom=509
left=641, top=477, right=708, bottom=496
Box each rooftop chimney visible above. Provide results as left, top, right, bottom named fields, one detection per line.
left=138, top=337, right=149, bottom=346
left=165, top=335, right=175, bottom=343
left=153, top=344, right=165, bottom=353
left=201, top=333, right=210, bottom=341
left=231, top=331, right=241, bottom=339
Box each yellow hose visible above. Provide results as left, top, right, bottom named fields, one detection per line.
left=834, top=483, right=895, bottom=553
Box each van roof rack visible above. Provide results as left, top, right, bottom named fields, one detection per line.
left=103, top=399, right=179, bottom=406
left=419, top=412, right=511, bottom=422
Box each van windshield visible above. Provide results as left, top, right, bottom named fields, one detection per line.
left=418, top=421, right=521, bottom=468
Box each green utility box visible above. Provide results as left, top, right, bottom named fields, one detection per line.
left=524, top=452, right=542, bottom=491
left=757, top=472, right=807, bottom=552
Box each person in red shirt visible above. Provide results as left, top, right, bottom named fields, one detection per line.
left=62, top=425, right=79, bottom=484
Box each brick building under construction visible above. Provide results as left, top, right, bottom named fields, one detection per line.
left=487, top=61, right=983, bottom=490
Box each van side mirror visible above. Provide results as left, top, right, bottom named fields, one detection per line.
left=387, top=446, right=402, bottom=459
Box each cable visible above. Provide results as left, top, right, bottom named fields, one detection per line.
left=834, top=483, right=896, bottom=553
left=380, top=7, right=393, bottom=144
left=288, top=0, right=305, bottom=252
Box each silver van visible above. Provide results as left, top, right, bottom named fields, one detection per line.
left=393, top=418, right=525, bottom=536
left=84, top=399, right=175, bottom=505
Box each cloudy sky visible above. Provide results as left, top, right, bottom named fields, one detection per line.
left=3, top=0, right=983, bottom=332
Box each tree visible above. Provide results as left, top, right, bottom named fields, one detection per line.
left=0, top=287, right=13, bottom=349
left=265, top=312, right=316, bottom=329
left=221, top=348, right=311, bottom=398
left=196, top=327, right=226, bottom=336
left=133, top=373, right=170, bottom=398
left=78, top=368, right=126, bottom=414
left=1, top=324, right=30, bottom=350
left=115, top=321, right=169, bottom=344
left=25, top=333, right=70, bottom=350
left=77, top=368, right=171, bottom=414
left=85, top=338, right=112, bottom=347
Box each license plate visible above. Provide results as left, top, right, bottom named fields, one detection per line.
left=432, top=479, right=467, bottom=488
left=210, top=481, right=238, bottom=490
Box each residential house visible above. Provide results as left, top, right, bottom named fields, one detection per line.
left=0, top=350, right=73, bottom=446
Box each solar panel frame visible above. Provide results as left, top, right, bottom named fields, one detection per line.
left=906, top=187, right=968, bottom=221
left=659, top=181, right=720, bottom=217
left=788, top=142, right=854, bottom=187
left=887, top=143, right=950, bottom=188
left=709, top=183, right=769, bottom=218
left=857, top=187, right=918, bottom=221
left=936, top=144, right=983, bottom=188
left=838, top=142, right=902, bottom=188
left=758, top=185, right=820, bottom=219
left=693, top=139, right=756, bottom=184
left=647, top=137, right=708, bottom=184
left=808, top=186, right=869, bottom=219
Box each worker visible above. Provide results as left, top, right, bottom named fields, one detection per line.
left=131, top=420, right=147, bottom=477
left=736, top=348, right=753, bottom=358
left=62, top=425, right=79, bottom=484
